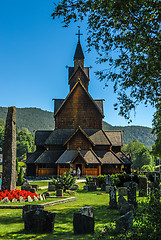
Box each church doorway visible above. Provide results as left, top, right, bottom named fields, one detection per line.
left=76, top=164, right=82, bottom=176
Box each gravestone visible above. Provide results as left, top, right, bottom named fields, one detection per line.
left=88, top=182, right=97, bottom=191
left=139, top=176, right=148, bottom=197
left=48, top=182, right=56, bottom=191
left=22, top=204, right=44, bottom=219
left=118, top=195, right=134, bottom=216
left=109, top=186, right=117, bottom=208
left=80, top=206, right=94, bottom=218
left=106, top=185, right=111, bottom=193
left=116, top=210, right=133, bottom=232
left=118, top=187, right=128, bottom=197
left=106, top=175, right=111, bottom=185
left=2, top=107, right=16, bottom=191
left=73, top=210, right=94, bottom=234
left=24, top=209, right=56, bottom=233
left=56, top=189, right=63, bottom=197
left=128, top=182, right=137, bottom=207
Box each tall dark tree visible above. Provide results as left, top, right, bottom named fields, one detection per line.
left=52, top=0, right=161, bottom=120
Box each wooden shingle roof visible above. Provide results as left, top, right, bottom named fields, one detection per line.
left=34, top=150, right=64, bottom=164
left=56, top=150, right=100, bottom=164
left=104, top=130, right=123, bottom=146
left=35, top=131, right=53, bottom=146
left=84, top=129, right=111, bottom=145
left=95, top=150, right=124, bottom=164
left=45, top=129, right=75, bottom=145
left=116, top=151, right=132, bottom=164
left=26, top=151, right=44, bottom=164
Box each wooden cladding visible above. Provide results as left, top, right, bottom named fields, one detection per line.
left=69, top=68, right=89, bottom=91
left=37, top=168, right=56, bottom=177
left=67, top=130, right=92, bottom=150
left=55, top=84, right=102, bottom=129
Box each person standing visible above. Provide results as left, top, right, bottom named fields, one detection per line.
left=77, top=167, right=81, bottom=179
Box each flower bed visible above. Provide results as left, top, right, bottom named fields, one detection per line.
left=0, top=189, right=38, bottom=201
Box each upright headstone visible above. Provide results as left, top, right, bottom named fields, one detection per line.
left=106, top=175, right=111, bottom=185
left=109, top=186, right=117, bottom=208
left=128, top=182, right=137, bottom=207
left=139, top=176, right=148, bottom=197
left=2, top=106, right=16, bottom=191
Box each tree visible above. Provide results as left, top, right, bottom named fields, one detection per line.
left=52, top=0, right=161, bottom=121
left=16, top=130, right=35, bottom=161
left=152, top=100, right=161, bottom=158
left=51, top=169, right=76, bottom=192
left=123, top=139, right=153, bottom=170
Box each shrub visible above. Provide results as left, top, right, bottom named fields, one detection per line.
left=51, top=168, right=76, bottom=192
left=16, top=166, right=24, bottom=186
left=97, top=175, right=107, bottom=187
left=111, top=172, right=139, bottom=187
left=86, top=176, right=93, bottom=184
left=141, top=165, right=154, bottom=172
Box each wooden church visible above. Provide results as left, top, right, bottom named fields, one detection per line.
left=26, top=31, right=131, bottom=177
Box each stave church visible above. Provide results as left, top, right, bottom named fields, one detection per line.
left=26, top=31, right=131, bottom=177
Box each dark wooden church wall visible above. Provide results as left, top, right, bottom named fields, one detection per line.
left=70, top=69, right=89, bottom=91
left=55, top=84, right=102, bottom=129
left=26, top=164, right=36, bottom=176
left=67, top=131, right=92, bottom=150
left=101, top=164, right=121, bottom=174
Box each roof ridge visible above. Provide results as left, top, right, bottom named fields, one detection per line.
left=68, top=65, right=89, bottom=83
left=54, top=81, right=104, bottom=117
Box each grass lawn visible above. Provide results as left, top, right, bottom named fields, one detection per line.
left=0, top=181, right=147, bottom=240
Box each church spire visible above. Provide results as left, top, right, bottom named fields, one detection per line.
left=74, top=27, right=84, bottom=69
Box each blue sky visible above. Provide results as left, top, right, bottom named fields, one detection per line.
left=0, top=1, right=155, bottom=128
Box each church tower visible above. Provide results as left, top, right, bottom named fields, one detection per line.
left=54, top=29, right=104, bottom=129
left=68, top=29, right=90, bottom=91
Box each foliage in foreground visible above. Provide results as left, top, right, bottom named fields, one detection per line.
left=52, top=0, right=161, bottom=122
left=123, top=139, right=154, bottom=170
left=51, top=168, right=76, bottom=192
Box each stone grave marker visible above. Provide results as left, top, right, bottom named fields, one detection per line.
left=73, top=206, right=94, bottom=234
left=118, top=195, right=134, bottom=216
left=24, top=208, right=56, bottom=233
left=2, top=107, right=16, bottom=191
left=118, top=187, right=128, bottom=197
left=128, top=182, right=137, bottom=207
left=109, top=186, right=117, bottom=208
left=116, top=210, right=133, bottom=232
left=139, top=176, right=148, bottom=197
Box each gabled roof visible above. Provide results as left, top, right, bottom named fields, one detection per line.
left=116, top=151, right=132, bottom=164
left=54, top=98, right=103, bottom=116
left=34, top=150, right=64, bottom=164
left=68, top=65, right=89, bottom=84
left=56, top=149, right=100, bottom=164
left=95, top=150, right=124, bottom=164
left=74, top=41, right=84, bottom=59
left=35, top=131, right=53, bottom=146
left=54, top=81, right=104, bottom=117
left=45, top=129, right=76, bottom=145
left=54, top=99, right=64, bottom=114
left=84, top=129, right=111, bottom=145
left=26, top=151, right=44, bottom=164
left=69, top=67, right=89, bottom=79
left=64, top=127, right=94, bottom=146
left=104, top=130, right=123, bottom=146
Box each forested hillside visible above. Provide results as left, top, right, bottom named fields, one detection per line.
left=0, top=107, right=155, bottom=148
left=0, top=107, right=55, bottom=133
left=103, top=122, right=155, bottom=149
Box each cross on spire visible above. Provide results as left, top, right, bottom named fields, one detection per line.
left=76, top=26, right=83, bottom=42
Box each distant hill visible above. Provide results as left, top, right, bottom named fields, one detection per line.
left=103, top=122, right=155, bottom=149
left=0, top=107, right=155, bottom=149
left=0, top=107, right=55, bottom=134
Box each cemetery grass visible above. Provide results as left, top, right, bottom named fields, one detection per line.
left=0, top=182, right=147, bottom=239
